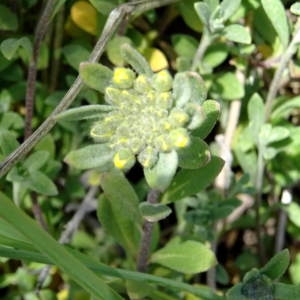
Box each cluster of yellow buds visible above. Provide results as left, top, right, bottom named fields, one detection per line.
left=90, top=67, right=198, bottom=170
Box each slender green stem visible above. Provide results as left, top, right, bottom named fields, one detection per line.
left=0, top=246, right=224, bottom=300
left=191, top=30, right=211, bottom=72
left=0, top=0, right=179, bottom=179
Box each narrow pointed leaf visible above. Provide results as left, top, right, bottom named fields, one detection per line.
left=162, top=156, right=224, bottom=203
left=260, top=249, right=290, bottom=280
left=65, top=144, right=114, bottom=170
left=144, top=151, right=178, bottom=192
left=56, top=105, right=113, bottom=121
left=0, top=192, right=123, bottom=300
left=121, top=44, right=152, bottom=76
left=79, top=62, right=113, bottom=93
left=151, top=239, right=216, bottom=274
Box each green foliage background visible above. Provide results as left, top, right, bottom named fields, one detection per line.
left=0, top=0, right=300, bottom=299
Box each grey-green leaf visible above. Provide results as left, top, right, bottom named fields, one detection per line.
left=260, top=249, right=290, bottom=280
left=0, top=37, right=32, bottom=60
left=64, top=144, right=114, bottom=170
left=144, top=151, right=178, bottom=192
left=139, top=202, right=172, bottom=222
left=194, top=2, right=211, bottom=27
left=28, top=170, right=58, bottom=196
left=121, top=44, right=152, bottom=76
left=192, top=100, right=221, bottom=139
left=162, top=156, right=224, bottom=203
left=220, top=0, right=241, bottom=21
left=213, top=72, right=244, bottom=100
left=150, top=239, right=216, bottom=274
left=0, top=131, right=19, bottom=156
left=224, top=24, right=251, bottom=44
left=248, top=93, right=265, bottom=143
left=79, top=62, right=113, bottom=93
left=173, top=72, right=207, bottom=107
left=23, top=151, right=50, bottom=171
left=56, top=105, right=113, bottom=121
left=177, top=137, right=211, bottom=169
left=261, top=0, right=289, bottom=49
left=98, top=171, right=142, bottom=256
left=291, top=2, right=300, bottom=16
left=62, top=44, right=90, bottom=70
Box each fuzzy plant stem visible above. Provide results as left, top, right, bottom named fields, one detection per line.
left=136, top=189, right=161, bottom=272
left=255, top=21, right=300, bottom=261
left=0, top=0, right=179, bottom=179
left=24, top=0, right=55, bottom=140
left=191, top=30, right=211, bottom=72
left=265, top=22, right=300, bottom=120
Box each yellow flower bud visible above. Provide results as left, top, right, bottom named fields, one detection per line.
left=169, top=128, right=190, bottom=148
left=157, top=92, right=173, bottom=109
left=169, top=109, right=190, bottom=126
left=152, top=70, right=173, bottom=92
left=112, top=67, right=135, bottom=89
left=134, top=74, right=151, bottom=93
left=113, top=148, right=135, bottom=170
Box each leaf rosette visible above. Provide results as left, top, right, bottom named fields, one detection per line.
left=59, top=44, right=220, bottom=190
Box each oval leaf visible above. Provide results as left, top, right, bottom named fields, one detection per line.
left=139, top=202, right=172, bottom=222
left=79, top=62, right=113, bottom=93
left=213, top=72, right=245, bottom=100
left=261, top=0, right=289, bottom=49
left=177, top=137, right=211, bottom=169
left=144, top=151, right=178, bottom=192
left=56, top=105, right=113, bottom=121
left=64, top=144, right=113, bottom=170
left=150, top=239, right=216, bottom=274
left=28, top=170, right=58, bottom=196
left=98, top=171, right=142, bottom=256
left=23, top=151, right=50, bottom=171
left=224, top=24, right=251, bottom=44
left=162, top=156, right=224, bottom=203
